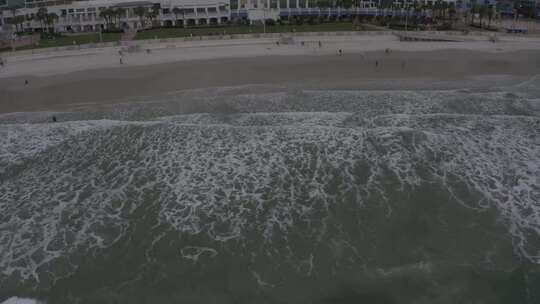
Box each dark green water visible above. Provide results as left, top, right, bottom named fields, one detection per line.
left=1, top=81, right=539, bottom=303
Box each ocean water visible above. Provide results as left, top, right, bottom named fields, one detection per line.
left=1, top=78, right=540, bottom=304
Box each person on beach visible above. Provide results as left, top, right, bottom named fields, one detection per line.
left=146, top=49, right=151, bottom=54
left=339, top=49, right=342, bottom=56
left=119, top=57, right=123, bottom=65
left=375, top=60, right=379, bottom=67
left=301, top=41, right=305, bottom=46
left=318, top=41, right=322, bottom=48
left=24, top=79, right=29, bottom=85
left=0, top=57, right=4, bottom=68
left=52, top=115, right=57, bottom=122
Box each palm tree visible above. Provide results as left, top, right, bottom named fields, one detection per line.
left=316, top=0, right=330, bottom=17
left=422, top=2, right=429, bottom=17
left=150, top=2, right=161, bottom=27
left=152, top=3, right=161, bottom=13
left=390, top=2, right=398, bottom=22
left=426, top=2, right=433, bottom=21
left=9, top=6, right=21, bottom=32
left=441, top=1, right=448, bottom=20
left=487, top=4, right=494, bottom=29
left=406, top=2, right=413, bottom=23
left=114, top=8, right=126, bottom=28
left=99, top=8, right=113, bottom=29
left=470, top=3, right=477, bottom=26
left=14, top=15, right=25, bottom=32
left=172, top=7, right=184, bottom=27
left=413, top=1, right=421, bottom=25
left=133, top=6, right=147, bottom=29
left=448, top=2, right=457, bottom=28
left=145, top=10, right=158, bottom=27
left=36, top=7, right=48, bottom=33
left=479, top=4, right=487, bottom=28
left=380, top=0, right=393, bottom=24
left=45, top=12, right=58, bottom=33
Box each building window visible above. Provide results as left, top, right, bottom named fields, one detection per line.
left=197, top=8, right=206, bottom=13
left=162, top=8, right=170, bottom=14
left=87, top=8, right=96, bottom=12
left=207, top=7, right=217, bottom=12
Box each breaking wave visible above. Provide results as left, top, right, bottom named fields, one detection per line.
left=1, top=79, right=539, bottom=303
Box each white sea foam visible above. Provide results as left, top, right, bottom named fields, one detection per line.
left=0, top=120, right=128, bottom=173
left=1, top=83, right=539, bottom=291
left=0, top=297, right=44, bottom=304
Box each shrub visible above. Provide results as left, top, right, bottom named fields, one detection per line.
left=265, top=19, right=275, bottom=26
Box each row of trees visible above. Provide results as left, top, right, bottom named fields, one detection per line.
left=98, top=7, right=127, bottom=29
left=8, top=6, right=58, bottom=33
left=303, top=0, right=498, bottom=30
left=4, top=0, right=523, bottom=34
left=469, top=4, right=495, bottom=29
left=99, top=4, right=161, bottom=30
left=373, top=1, right=458, bottom=19
left=251, top=0, right=463, bottom=29
left=311, top=1, right=459, bottom=29
left=5, top=4, right=164, bottom=33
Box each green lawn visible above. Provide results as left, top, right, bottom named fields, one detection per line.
left=13, top=33, right=122, bottom=51
left=2, top=23, right=365, bottom=52
left=135, top=23, right=366, bottom=40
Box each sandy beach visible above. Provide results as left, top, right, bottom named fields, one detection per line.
left=1, top=33, right=540, bottom=113
left=2, top=32, right=540, bottom=304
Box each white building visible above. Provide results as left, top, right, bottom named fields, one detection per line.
left=1, top=0, right=230, bottom=32
left=1, top=0, right=461, bottom=33
left=230, top=0, right=458, bottom=21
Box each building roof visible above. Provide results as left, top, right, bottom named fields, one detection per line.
left=64, top=0, right=228, bottom=9
left=70, top=0, right=228, bottom=7
left=110, top=1, right=153, bottom=7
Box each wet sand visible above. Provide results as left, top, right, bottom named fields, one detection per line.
left=1, top=46, right=540, bottom=113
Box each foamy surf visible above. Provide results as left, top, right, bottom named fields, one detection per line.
left=1, top=79, right=539, bottom=303
left=0, top=297, right=44, bottom=304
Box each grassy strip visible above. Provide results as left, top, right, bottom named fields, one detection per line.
left=4, top=33, right=122, bottom=52
left=135, top=23, right=366, bottom=40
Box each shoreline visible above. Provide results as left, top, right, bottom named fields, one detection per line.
left=1, top=34, right=540, bottom=113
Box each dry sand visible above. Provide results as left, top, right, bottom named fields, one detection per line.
left=1, top=34, right=540, bottom=113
